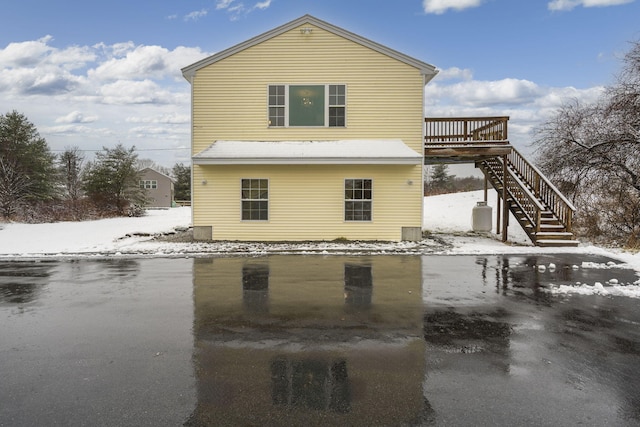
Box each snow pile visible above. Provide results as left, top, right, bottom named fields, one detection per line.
left=0, top=207, right=191, bottom=257
left=544, top=282, right=640, bottom=298
left=0, top=189, right=638, bottom=266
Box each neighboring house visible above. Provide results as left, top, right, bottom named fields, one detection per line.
left=139, top=167, right=174, bottom=208
left=182, top=14, right=437, bottom=241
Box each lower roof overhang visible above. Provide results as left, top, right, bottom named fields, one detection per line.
left=193, top=140, right=423, bottom=165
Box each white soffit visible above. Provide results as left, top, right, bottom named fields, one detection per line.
left=192, top=140, right=423, bottom=165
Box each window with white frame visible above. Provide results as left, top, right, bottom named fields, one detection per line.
left=344, top=179, right=372, bottom=221
left=139, top=180, right=157, bottom=189
left=268, top=84, right=346, bottom=127
left=241, top=179, right=269, bottom=221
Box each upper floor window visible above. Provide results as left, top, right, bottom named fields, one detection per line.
left=140, top=180, right=157, bottom=189
left=268, top=84, right=346, bottom=128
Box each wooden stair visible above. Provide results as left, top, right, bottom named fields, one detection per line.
left=477, top=149, right=578, bottom=247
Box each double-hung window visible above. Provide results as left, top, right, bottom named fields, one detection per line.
left=241, top=179, right=268, bottom=221
left=345, top=179, right=372, bottom=221
left=139, top=180, right=157, bottom=189
left=268, top=84, right=346, bottom=127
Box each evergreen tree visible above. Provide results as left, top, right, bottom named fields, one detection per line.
left=172, top=163, right=191, bottom=201
left=0, top=111, right=57, bottom=218
left=83, top=144, right=146, bottom=215
left=430, top=163, right=451, bottom=186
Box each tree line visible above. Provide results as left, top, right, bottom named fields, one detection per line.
left=0, top=110, right=191, bottom=222
left=424, top=163, right=485, bottom=195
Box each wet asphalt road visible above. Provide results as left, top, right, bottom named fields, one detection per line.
left=1, top=255, right=639, bottom=426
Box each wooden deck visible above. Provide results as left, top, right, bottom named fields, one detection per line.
left=424, top=116, right=578, bottom=247
left=424, top=117, right=512, bottom=163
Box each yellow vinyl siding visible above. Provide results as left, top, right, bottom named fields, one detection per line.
left=190, top=22, right=427, bottom=241
left=191, top=23, right=424, bottom=154
left=193, top=164, right=422, bottom=241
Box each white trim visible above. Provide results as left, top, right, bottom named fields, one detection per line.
left=267, top=83, right=346, bottom=128
left=194, top=158, right=421, bottom=165
left=193, top=139, right=423, bottom=165
left=344, top=178, right=373, bottom=222
left=240, top=178, right=269, bottom=222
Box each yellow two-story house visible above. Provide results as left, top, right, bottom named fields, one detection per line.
left=182, top=15, right=437, bottom=241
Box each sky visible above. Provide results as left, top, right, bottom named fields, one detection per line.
left=1, top=0, right=639, bottom=169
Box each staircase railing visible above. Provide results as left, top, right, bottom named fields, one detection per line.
left=505, top=149, right=576, bottom=232
left=482, top=157, right=545, bottom=238
left=425, top=117, right=509, bottom=143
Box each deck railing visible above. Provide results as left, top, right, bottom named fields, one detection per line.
left=425, top=117, right=509, bottom=143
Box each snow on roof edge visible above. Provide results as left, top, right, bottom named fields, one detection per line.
left=192, top=139, right=423, bottom=165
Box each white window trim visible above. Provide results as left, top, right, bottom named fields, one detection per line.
left=267, top=83, right=346, bottom=128
left=240, top=178, right=269, bottom=222
left=344, top=178, right=373, bottom=222
left=140, top=179, right=157, bottom=189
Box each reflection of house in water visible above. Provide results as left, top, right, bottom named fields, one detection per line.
left=0, top=261, right=54, bottom=305
left=424, top=308, right=512, bottom=366
left=188, top=256, right=426, bottom=426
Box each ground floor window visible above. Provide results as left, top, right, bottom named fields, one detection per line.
left=241, top=179, right=268, bottom=220
left=344, top=179, right=372, bottom=221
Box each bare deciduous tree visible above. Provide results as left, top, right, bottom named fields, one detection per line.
left=534, top=41, right=640, bottom=246
left=0, top=157, right=29, bottom=218
left=59, top=146, right=84, bottom=201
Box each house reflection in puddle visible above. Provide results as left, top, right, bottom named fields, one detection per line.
left=189, top=256, right=426, bottom=426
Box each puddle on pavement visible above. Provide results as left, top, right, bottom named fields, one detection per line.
left=1, top=254, right=639, bottom=426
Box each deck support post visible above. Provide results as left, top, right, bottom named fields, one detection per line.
left=501, top=155, right=509, bottom=242
left=496, top=193, right=501, bottom=234
left=483, top=175, right=488, bottom=202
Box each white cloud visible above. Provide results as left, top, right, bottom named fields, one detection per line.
left=548, top=0, right=634, bottom=11
left=184, top=9, right=208, bottom=21
left=425, top=77, right=606, bottom=153
left=0, top=36, right=95, bottom=72
left=215, top=0, right=272, bottom=19
left=216, top=0, right=236, bottom=10
left=253, top=0, right=272, bottom=10
left=0, top=36, right=203, bottom=166
left=422, top=0, right=483, bottom=14
left=91, top=45, right=169, bottom=81
left=433, top=67, right=474, bottom=81
left=126, top=113, right=190, bottom=124
left=99, top=79, right=182, bottom=105
left=55, top=111, right=98, bottom=124
left=90, top=44, right=206, bottom=81
left=41, top=124, right=114, bottom=137
left=0, top=36, right=53, bottom=67
left=0, top=65, right=85, bottom=96
left=427, top=78, right=542, bottom=106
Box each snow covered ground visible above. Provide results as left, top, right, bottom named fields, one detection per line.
left=1, top=190, right=639, bottom=296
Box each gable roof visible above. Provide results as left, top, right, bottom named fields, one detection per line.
left=181, top=14, right=438, bottom=82
left=139, top=167, right=174, bottom=182
left=192, top=140, right=423, bottom=165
